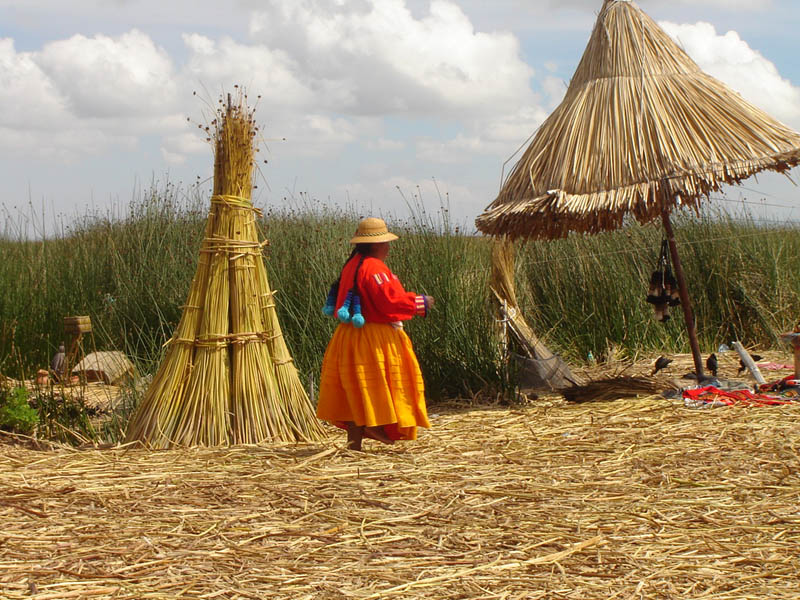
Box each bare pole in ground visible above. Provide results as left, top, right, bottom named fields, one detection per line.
left=662, top=208, right=704, bottom=380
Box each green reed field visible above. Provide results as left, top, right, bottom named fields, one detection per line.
left=2, top=183, right=800, bottom=401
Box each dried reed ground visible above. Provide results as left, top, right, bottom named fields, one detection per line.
left=3, top=358, right=800, bottom=599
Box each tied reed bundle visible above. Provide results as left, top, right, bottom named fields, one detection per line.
left=126, top=92, right=325, bottom=447
left=489, top=236, right=581, bottom=389
left=560, top=376, right=672, bottom=403
left=476, top=0, right=800, bottom=239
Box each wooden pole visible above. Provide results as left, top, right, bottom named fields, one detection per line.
left=732, top=341, right=766, bottom=385
left=661, top=209, right=705, bottom=380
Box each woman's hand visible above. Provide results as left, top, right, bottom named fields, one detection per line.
left=424, top=295, right=435, bottom=310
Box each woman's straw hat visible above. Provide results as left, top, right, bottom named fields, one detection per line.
left=350, top=217, right=399, bottom=244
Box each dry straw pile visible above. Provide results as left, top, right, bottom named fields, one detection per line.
left=3, top=394, right=800, bottom=598
left=125, top=94, right=324, bottom=447
left=476, top=0, right=800, bottom=239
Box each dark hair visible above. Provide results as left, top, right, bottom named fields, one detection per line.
left=326, top=245, right=370, bottom=303
left=354, top=242, right=377, bottom=255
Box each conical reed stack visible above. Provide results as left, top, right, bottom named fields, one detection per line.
left=126, top=92, right=325, bottom=447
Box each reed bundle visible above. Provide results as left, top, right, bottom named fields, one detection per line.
left=125, top=93, right=325, bottom=447
left=560, top=375, right=670, bottom=403
left=5, top=393, right=800, bottom=598
left=490, top=236, right=581, bottom=388
left=476, top=0, right=800, bottom=239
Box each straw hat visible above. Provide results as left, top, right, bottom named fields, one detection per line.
left=350, top=217, right=399, bottom=244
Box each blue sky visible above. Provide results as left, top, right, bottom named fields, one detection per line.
left=1, top=0, right=799, bottom=236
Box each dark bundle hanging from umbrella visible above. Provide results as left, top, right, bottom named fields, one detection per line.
left=476, top=0, right=800, bottom=380
left=646, top=240, right=680, bottom=322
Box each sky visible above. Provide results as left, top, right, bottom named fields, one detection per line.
left=1, top=0, right=800, bottom=236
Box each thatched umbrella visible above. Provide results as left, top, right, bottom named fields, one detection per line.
left=476, top=0, right=800, bottom=379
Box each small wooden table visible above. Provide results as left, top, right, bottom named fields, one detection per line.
left=779, top=332, right=800, bottom=379
left=63, top=316, right=92, bottom=379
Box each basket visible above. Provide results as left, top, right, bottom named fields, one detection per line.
left=64, top=316, right=93, bottom=335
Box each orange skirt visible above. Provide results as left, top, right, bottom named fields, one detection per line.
left=316, top=322, right=430, bottom=440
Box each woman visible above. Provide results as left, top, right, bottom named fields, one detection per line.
left=317, top=217, right=433, bottom=450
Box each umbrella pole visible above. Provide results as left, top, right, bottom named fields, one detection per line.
left=661, top=210, right=705, bottom=380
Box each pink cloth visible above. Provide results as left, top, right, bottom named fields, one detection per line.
left=757, top=362, right=794, bottom=371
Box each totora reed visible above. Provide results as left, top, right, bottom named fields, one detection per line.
left=125, top=93, right=326, bottom=447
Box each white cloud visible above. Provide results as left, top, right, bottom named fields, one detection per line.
left=661, top=21, right=800, bottom=128
left=554, top=0, right=770, bottom=9
left=417, top=134, right=485, bottom=164
left=330, top=175, right=483, bottom=222
left=248, top=0, right=536, bottom=117
left=0, top=125, right=134, bottom=162
left=178, top=34, right=389, bottom=159
left=0, top=38, right=69, bottom=130
left=267, top=115, right=383, bottom=160
left=0, top=1, right=547, bottom=165
left=161, top=147, right=187, bottom=165
left=541, top=76, right=567, bottom=110
left=161, top=131, right=208, bottom=165
left=0, top=32, right=191, bottom=160
left=182, top=34, right=318, bottom=112
left=367, top=138, right=406, bottom=151
left=298, top=114, right=359, bottom=145
left=166, top=0, right=545, bottom=161
left=35, top=30, right=179, bottom=118
left=243, top=0, right=549, bottom=161
left=416, top=103, right=551, bottom=163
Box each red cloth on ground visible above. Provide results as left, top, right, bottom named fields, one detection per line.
left=683, top=386, right=792, bottom=406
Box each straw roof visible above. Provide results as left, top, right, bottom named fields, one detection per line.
left=476, top=0, right=800, bottom=239
left=71, top=351, right=135, bottom=386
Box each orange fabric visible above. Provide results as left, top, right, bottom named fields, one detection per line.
left=336, top=256, right=425, bottom=323
left=316, top=322, right=430, bottom=440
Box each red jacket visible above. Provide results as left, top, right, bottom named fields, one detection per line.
left=336, top=255, right=427, bottom=323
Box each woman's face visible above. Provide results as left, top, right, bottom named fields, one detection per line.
left=372, top=242, right=390, bottom=260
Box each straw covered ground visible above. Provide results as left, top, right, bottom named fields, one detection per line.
left=3, top=365, right=800, bottom=599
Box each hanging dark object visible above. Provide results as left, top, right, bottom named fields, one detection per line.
left=646, top=240, right=681, bottom=322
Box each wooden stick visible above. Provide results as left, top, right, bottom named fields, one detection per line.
left=662, top=209, right=704, bottom=380
left=731, top=341, right=766, bottom=385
